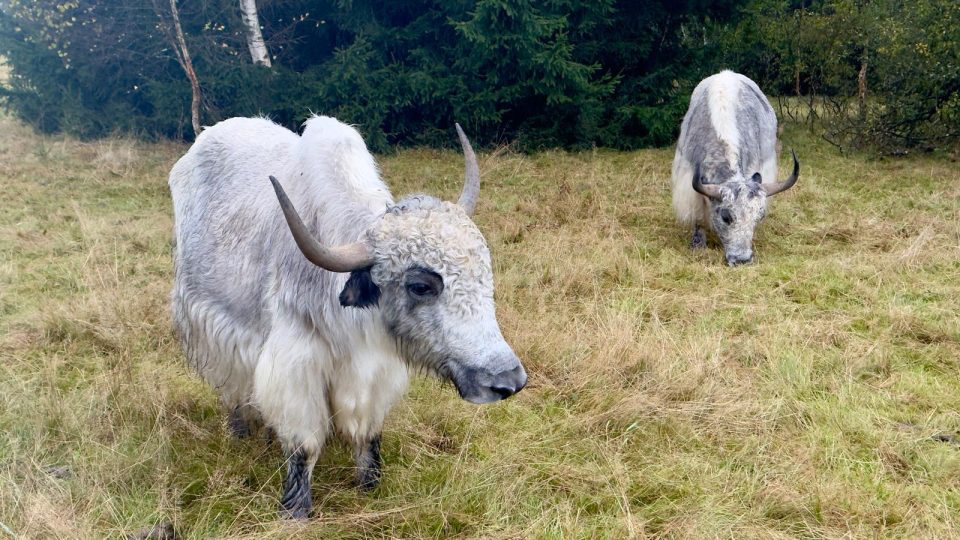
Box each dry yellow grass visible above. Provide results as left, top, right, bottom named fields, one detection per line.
left=1, top=111, right=959, bottom=538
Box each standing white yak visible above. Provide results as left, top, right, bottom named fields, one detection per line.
left=168, top=116, right=527, bottom=518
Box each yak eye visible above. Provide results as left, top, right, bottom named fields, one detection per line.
left=720, top=208, right=734, bottom=225
left=404, top=267, right=444, bottom=300
left=406, top=282, right=434, bottom=297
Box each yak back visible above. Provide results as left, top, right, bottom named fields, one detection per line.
left=677, top=71, right=777, bottom=183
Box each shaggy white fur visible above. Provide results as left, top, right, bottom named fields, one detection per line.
left=707, top=70, right=743, bottom=166
left=671, top=151, right=708, bottom=226
left=171, top=115, right=409, bottom=469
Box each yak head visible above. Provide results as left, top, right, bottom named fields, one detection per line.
left=692, top=151, right=799, bottom=266
left=268, top=125, right=526, bottom=404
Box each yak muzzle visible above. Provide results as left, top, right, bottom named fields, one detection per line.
left=453, top=363, right=528, bottom=404
left=725, top=252, right=753, bottom=266
left=724, top=244, right=754, bottom=267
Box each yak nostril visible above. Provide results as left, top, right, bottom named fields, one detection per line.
left=489, top=365, right=526, bottom=400
left=490, top=385, right=516, bottom=400
left=726, top=254, right=753, bottom=266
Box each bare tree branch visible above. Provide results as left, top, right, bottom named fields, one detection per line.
left=153, top=0, right=202, bottom=137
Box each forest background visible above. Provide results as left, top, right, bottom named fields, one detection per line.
left=1, top=0, right=957, bottom=154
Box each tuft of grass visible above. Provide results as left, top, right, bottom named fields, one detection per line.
left=1, top=114, right=959, bottom=538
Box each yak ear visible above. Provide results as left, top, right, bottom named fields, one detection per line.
left=339, top=267, right=380, bottom=308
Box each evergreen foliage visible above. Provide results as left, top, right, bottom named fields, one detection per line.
left=0, top=0, right=956, bottom=152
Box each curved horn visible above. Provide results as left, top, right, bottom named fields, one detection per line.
left=762, top=149, right=800, bottom=197
left=455, top=123, right=480, bottom=215
left=269, top=176, right=374, bottom=273
left=692, top=163, right=723, bottom=200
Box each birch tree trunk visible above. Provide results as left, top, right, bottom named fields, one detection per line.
left=239, top=0, right=271, bottom=67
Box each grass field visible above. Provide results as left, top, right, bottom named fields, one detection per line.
left=1, top=111, right=959, bottom=539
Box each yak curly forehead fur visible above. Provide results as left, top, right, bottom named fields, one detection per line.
left=365, top=195, right=493, bottom=311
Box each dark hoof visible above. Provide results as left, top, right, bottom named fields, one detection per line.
left=279, top=487, right=312, bottom=520
left=279, top=501, right=311, bottom=520
left=356, top=467, right=381, bottom=492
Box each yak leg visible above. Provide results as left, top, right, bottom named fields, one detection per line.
left=280, top=446, right=319, bottom=519
left=253, top=317, right=332, bottom=519
left=329, top=343, right=408, bottom=492
left=353, top=435, right=382, bottom=491
left=228, top=406, right=251, bottom=438
left=227, top=403, right=262, bottom=439
left=690, top=224, right=706, bottom=249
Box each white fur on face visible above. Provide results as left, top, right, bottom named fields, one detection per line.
left=369, top=198, right=493, bottom=318
left=366, top=197, right=520, bottom=379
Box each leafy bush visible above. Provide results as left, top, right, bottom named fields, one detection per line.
left=721, top=0, right=960, bottom=153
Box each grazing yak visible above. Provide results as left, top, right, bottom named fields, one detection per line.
left=671, top=70, right=799, bottom=266
left=168, top=116, right=527, bottom=518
